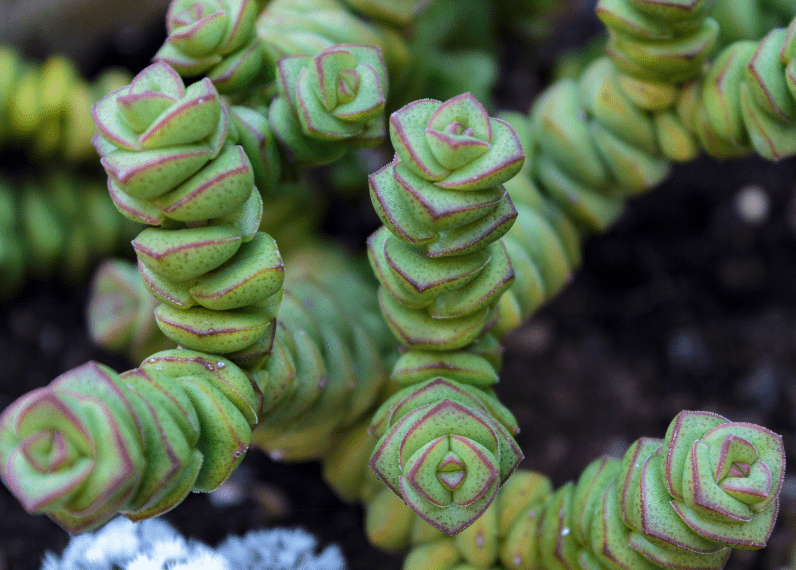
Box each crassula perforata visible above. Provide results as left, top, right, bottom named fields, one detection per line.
left=93, top=60, right=284, bottom=362
left=0, top=3, right=794, bottom=570
left=0, top=351, right=258, bottom=534
left=154, top=0, right=264, bottom=93
left=367, top=93, right=523, bottom=351
left=379, top=410, right=786, bottom=570
left=369, top=377, right=522, bottom=534
left=270, top=43, right=389, bottom=164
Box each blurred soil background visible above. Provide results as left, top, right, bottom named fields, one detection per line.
left=1, top=1, right=796, bottom=569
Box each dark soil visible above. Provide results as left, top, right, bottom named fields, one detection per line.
left=2, top=3, right=796, bottom=570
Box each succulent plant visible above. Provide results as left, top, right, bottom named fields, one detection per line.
left=362, top=92, right=527, bottom=534
left=92, top=61, right=284, bottom=363
left=368, top=92, right=523, bottom=349
left=269, top=43, right=389, bottom=165
left=1, top=5, right=796, bottom=570
left=369, top=377, right=522, bottom=534
left=0, top=350, right=259, bottom=534
left=379, top=411, right=786, bottom=570
left=689, top=17, right=796, bottom=160
left=154, top=0, right=265, bottom=94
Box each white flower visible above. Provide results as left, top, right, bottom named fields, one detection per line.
left=41, top=517, right=346, bottom=570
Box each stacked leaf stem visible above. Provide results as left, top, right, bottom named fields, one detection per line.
left=0, top=350, right=262, bottom=533
left=355, top=0, right=796, bottom=548
left=396, top=411, right=786, bottom=570
left=363, top=92, right=528, bottom=534
left=0, top=2, right=793, bottom=567
left=92, top=61, right=284, bottom=366
left=362, top=1, right=732, bottom=523
left=492, top=7, right=796, bottom=334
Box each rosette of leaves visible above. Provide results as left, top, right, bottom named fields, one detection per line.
left=154, top=0, right=265, bottom=94
left=92, top=61, right=284, bottom=364
left=369, top=375, right=522, bottom=535
left=269, top=43, right=389, bottom=165
left=368, top=92, right=524, bottom=350
left=0, top=350, right=260, bottom=534
left=0, top=47, right=131, bottom=161
left=394, top=411, right=785, bottom=570
left=322, top=335, right=515, bottom=513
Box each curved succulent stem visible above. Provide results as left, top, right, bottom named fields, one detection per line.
left=376, top=411, right=786, bottom=570
left=248, top=243, right=396, bottom=461
left=0, top=350, right=260, bottom=534
left=685, top=17, right=796, bottom=160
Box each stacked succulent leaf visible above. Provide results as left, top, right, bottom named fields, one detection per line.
left=0, top=351, right=260, bottom=533
left=155, top=0, right=266, bottom=94
left=364, top=92, right=527, bottom=533
left=93, top=61, right=284, bottom=362
left=269, top=43, right=389, bottom=164
left=396, top=411, right=786, bottom=570
left=0, top=5, right=792, bottom=570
